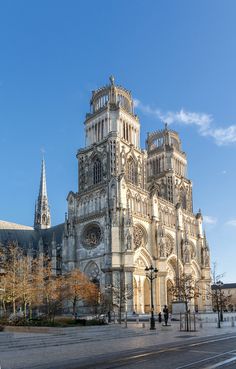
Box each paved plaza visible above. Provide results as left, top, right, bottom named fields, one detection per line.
left=0, top=319, right=236, bottom=369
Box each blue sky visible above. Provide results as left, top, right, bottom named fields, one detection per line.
left=0, top=0, right=236, bottom=281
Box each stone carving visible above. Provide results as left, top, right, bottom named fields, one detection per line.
left=127, top=231, right=132, bottom=250
left=133, top=225, right=146, bottom=249
left=183, top=245, right=190, bottom=263
left=160, top=240, right=165, bottom=257
left=202, top=247, right=210, bottom=267
left=159, top=235, right=173, bottom=259
left=165, top=238, right=173, bottom=257
left=135, top=257, right=145, bottom=268
left=82, top=223, right=102, bottom=248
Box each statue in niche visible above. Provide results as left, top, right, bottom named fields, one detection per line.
left=127, top=231, right=132, bottom=250
left=183, top=245, right=190, bottom=263
left=160, top=240, right=166, bottom=258
left=126, top=208, right=132, bottom=226
left=202, top=247, right=210, bottom=267
left=112, top=208, right=118, bottom=226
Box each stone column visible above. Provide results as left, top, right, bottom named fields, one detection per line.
left=140, top=276, right=146, bottom=314
left=124, top=270, right=134, bottom=313
left=158, top=272, right=168, bottom=311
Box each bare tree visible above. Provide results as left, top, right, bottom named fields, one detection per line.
left=169, top=273, right=200, bottom=331
left=1, top=243, right=23, bottom=315
left=211, top=262, right=231, bottom=327
left=170, top=273, right=200, bottom=312
left=109, top=275, right=133, bottom=324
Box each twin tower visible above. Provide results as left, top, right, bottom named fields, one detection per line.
left=32, top=77, right=211, bottom=313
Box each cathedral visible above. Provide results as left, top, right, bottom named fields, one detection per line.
left=0, top=77, right=212, bottom=313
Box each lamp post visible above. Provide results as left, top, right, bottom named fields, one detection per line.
left=217, top=280, right=224, bottom=323
left=214, top=280, right=224, bottom=328
left=145, top=265, right=158, bottom=330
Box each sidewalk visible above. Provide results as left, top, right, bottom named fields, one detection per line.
left=0, top=320, right=235, bottom=369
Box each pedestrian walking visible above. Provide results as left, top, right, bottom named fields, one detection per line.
left=163, top=305, right=169, bottom=326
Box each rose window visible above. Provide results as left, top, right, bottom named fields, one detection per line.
left=82, top=223, right=102, bottom=248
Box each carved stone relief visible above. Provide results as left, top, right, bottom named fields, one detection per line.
left=133, top=225, right=147, bottom=249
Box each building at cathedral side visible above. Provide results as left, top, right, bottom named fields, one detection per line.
left=62, top=77, right=212, bottom=313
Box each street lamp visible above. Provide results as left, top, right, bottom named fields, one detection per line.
left=213, top=280, right=224, bottom=328
left=217, top=280, right=224, bottom=323
left=145, top=265, right=158, bottom=330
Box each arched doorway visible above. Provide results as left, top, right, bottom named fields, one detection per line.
left=133, top=247, right=153, bottom=314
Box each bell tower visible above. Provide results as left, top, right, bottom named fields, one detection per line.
left=77, top=76, right=142, bottom=193
left=146, top=125, right=192, bottom=212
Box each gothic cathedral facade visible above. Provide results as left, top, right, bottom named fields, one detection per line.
left=62, top=77, right=212, bottom=313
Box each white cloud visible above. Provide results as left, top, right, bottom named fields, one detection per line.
left=208, top=126, right=236, bottom=145
left=226, top=219, right=236, bottom=227
left=203, top=215, right=218, bottom=225
left=134, top=99, right=236, bottom=146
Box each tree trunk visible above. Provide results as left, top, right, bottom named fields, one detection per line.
left=73, top=297, right=77, bottom=318
left=13, top=298, right=16, bottom=315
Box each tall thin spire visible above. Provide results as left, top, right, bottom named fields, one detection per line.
left=34, top=159, right=51, bottom=230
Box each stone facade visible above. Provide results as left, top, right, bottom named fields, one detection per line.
left=0, top=77, right=212, bottom=313
left=62, top=77, right=212, bottom=313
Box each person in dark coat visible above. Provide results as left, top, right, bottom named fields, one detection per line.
left=163, top=305, right=169, bottom=326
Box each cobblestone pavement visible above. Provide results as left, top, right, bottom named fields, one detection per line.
left=0, top=322, right=235, bottom=369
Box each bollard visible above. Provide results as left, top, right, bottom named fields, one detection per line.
left=142, top=323, right=145, bottom=328
left=136, top=317, right=139, bottom=324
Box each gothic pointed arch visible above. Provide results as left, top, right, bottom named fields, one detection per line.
left=191, top=260, right=201, bottom=280
left=167, top=255, right=183, bottom=281
left=134, top=247, right=153, bottom=269
left=179, top=186, right=187, bottom=210
left=126, top=155, right=137, bottom=185
left=167, top=279, right=174, bottom=311
left=84, top=261, right=100, bottom=280
left=93, top=156, right=102, bottom=184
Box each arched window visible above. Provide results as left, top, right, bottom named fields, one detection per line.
left=127, top=157, right=136, bottom=184
left=180, top=189, right=187, bottom=210
left=93, top=158, right=102, bottom=184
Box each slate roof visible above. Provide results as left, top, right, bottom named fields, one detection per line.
left=0, top=220, right=64, bottom=252
left=211, top=283, right=236, bottom=289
